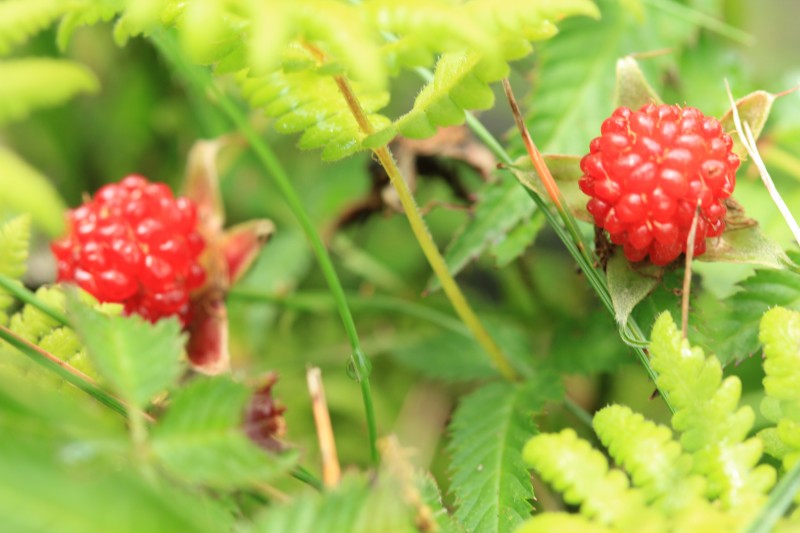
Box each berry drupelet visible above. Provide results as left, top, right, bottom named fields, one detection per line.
left=51, top=175, right=206, bottom=325
left=578, top=103, right=739, bottom=265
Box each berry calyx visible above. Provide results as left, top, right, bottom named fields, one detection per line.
left=51, top=175, right=207, bottom=325
left=579, top=104, right=739, bottom=265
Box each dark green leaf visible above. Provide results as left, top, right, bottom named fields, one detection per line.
left=720, top=90, right=776, bottom=159
left=522, top=0, right=697, bottom=155
left=248, top=473, right=416, bottom=533
left=490, top=210, right=545, bottom=268
left=449, top=376, right=563, bottom=533
left=509, top=154, right=590, bottom=222
left=152, top=376, right=297, bottom=489
left=614, top=56, right=662, bottom=109
left=606, top=248, right=662, bottom=326
left=429, top=174, right=536, bottom=292
left=70, top=300, right=184, bottom=409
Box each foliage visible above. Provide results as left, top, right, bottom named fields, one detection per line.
left=522, top=310, right=800, bottom=531
left=1, top=0, right=800, bottom=532
left=448, top=376, right=562, bottom=533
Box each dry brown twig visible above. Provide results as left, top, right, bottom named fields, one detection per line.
left=307, top=366, right=341, bottom=488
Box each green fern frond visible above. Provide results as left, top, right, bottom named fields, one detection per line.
left=57, top=0, right=125, bottom=51
left=448, top=377, right=562, bottom=533
left=0, top=215, right=30, bottom=325
left=649, top=313, right=775, bottom=510
left=0, top=0, right=68, bottom=56
left=592, top=404, right=705, bottom=511
left=523, top=428, right=661, bottom=529
left=238, top=66, right=391, bottom=161
left=0, top=59, right=99, bottom=126
left=759, top=307, right=800, bottom=468
left=3, top=286, right=118, bottom=387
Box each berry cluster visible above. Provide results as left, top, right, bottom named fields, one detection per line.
left=578, top=104, right=739, bottom=265
left=52, top=176, right=206, bottom=324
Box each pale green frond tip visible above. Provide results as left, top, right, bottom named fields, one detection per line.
left=0, top=59, right=99, bottom=127
left=0, top=147, right=68, bottom=236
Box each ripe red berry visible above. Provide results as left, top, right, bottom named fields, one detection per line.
left=51, top=175, right=207, bottom=325
left=579, top=104, right=739, bottom=265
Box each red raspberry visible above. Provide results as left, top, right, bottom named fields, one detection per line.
left=578, top=104, right=739, bottom=265
left=51, top=175, right=207, bottom=325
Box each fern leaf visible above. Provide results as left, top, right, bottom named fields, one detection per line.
left=57, top=0, right=125, bottom=50
left=448, top=376, right=562, bottom=533
left=593, top=404, right=705, bottom=511
left=0, top=215, right=30, bottom=324
left=523, top=428, right=661, bottom=529
left=649, top=312, right=775, bottom=510
left=0, top=147, right=68, bottom=236
left=759, top=307, right=800, bottom=467
left=152, top=376, right=297, bottom=489
left=0, top=0, right=67, bottom=56
left=238, top=66, right=391, bottom=161
left=0, top=59, right=99, bottom=126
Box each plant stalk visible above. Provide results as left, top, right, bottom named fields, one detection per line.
left=152, top=32, right=379, bottom=464
left=327, top=68, right=518, bottom=381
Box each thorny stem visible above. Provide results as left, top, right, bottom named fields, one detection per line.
left=152, top=32, right=380, bottom=464
left=315, top=48, right=518, bottom=382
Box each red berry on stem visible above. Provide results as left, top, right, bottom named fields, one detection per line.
left=579, top=104, right=739, bottom=265
left=51, top=176, right=206, bottom=325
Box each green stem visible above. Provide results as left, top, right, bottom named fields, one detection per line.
left=0, top=325, right=128, bottom=418
left=291, top=465, right=324, bottom=491
left=229, top=288, right=467, bottom=336
left=0, top=274, right=69, bottom=325
left=373, top=146, right=518, bottom=381
left=744, top=460, right=800, bottom=533
left=463, top=110, right=670, bottom=410
left=321, top=64, right=518, bottom=381
left=151, top=32, right=379, bottom=464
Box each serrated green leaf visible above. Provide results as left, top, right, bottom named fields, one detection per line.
left=606, top=248, right=662, bottom=326
left=700, top=222, right=791, bottom=269
left=490, top=210, right=545, bottom=268
left=0, top=148, right=67, bottom=236
left=69, top=300, right=184, bottom=409
left=709, top=263, right=800, bottom=365
left=614, top=56, right=662, bottom=110
left=248, top=473, right=416, bottom=533
left=388, top=319, right=535, bottom=382
left=0, top=0, right=66, bottom=56
left=449, top=376, right=562, bottom=533
left=0, top=59, right=99, bottom=126
left=428, top=175, right=535, bottom=292
left=509, top=154, right=590, bottom=221
left=523, top=0, right=697, bottom=154
left=0, top=216, right=30, bottom=324
left=720, top=90, right=775, bottom=159
left=152, top=376, right=296, bottom=489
